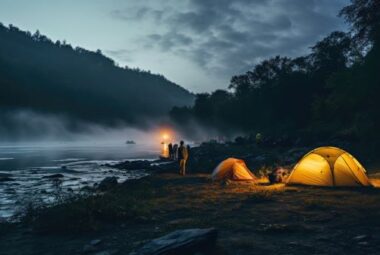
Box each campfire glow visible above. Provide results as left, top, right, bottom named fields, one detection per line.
left=158, top=128, right=175, bottom=158
left=162, top=133, right=169, bottom=141
left=162, top=143, right=169, bottom=158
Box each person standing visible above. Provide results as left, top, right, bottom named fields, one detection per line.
left=168, top=143, right=173, bottom=160
left=178, top=140, right=189, bottom=176
left=173, top=144, right=178, bottom=161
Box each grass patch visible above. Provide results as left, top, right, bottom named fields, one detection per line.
left=22, top=178, right=156, bottom=233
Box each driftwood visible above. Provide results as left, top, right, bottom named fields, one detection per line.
left=130, top=228, right=218, bottom=255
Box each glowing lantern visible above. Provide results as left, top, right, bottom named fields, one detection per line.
left=162, top=133, right=169, bottom=141
left=157, top=128, right=175, bottom=158
left=161, top=132, right=171, bottom=158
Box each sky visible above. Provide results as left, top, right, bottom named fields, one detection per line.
left=0, top=0, right=350, bottom=93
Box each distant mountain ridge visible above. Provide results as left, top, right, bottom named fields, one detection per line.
left=0, top=23, right=194, bottom=127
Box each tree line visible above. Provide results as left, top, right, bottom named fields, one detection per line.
left=0, top=24, right=194, bottom=130
left=170, top=0, right=380, bottom=149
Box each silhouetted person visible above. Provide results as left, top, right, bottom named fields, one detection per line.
left=186, top=144, right=191, bottom=158
left=168, top=143, right=173, bottom=160
left=173, top=144, right=179, bottom=161
left=178, top=141, right=189, bottom=176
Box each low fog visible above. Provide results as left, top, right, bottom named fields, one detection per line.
left=0, top=110, right=165, bottom=146
left=0, top=109, right=234, bottom=146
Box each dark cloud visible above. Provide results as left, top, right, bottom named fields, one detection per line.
left=112, top=0, right=350, bottom=88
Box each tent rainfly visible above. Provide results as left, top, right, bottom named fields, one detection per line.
left=211, top=158, right=257, bottom=181
left=286, top=146, right=372, bottom=187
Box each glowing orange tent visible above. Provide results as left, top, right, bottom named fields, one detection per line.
left=211, top=158, right=257, bottom=181
left=286, top=147, right=371, bottom=187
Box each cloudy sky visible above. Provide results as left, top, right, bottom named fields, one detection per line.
left=0, top=0, right=350, bottom=92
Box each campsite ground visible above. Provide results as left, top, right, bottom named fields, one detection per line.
left=1, top=170, right=380, bottom=255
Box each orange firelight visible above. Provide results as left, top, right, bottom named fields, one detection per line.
left=158, top=128, right=175, bottom=158
left=162, top=133, right=169, bottom=141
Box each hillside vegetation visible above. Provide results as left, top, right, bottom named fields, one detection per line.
left=0, top=24, right=194, bottom=128
left=170, top=0, right=380, bottom=152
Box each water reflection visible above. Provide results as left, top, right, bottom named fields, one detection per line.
left=0, top=144, right=157, bottom=220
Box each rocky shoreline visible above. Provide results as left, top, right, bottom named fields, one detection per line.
left=109, top=142, right=308, bottom=174
left=1, top=141, right=380, bottom=254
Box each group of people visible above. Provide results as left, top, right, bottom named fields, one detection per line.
left=168, top=141, right=190, bottom=176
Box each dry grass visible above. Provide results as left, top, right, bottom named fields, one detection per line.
left=3, top=173, right=380, bottom=255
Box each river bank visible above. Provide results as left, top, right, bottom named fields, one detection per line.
left=1, top=142, right=380, bottom=254
left=1, top=172, right=380, bottom=254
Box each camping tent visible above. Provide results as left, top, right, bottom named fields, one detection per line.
left=286, top=146, right=371, bottom=187
left=211, top=158, right=257, bottom=181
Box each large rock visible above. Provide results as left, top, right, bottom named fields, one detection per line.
left=111, top=160, right=152, bottom=170
left=42, top=174, right=64, bottom=179
left=130, top=228, right=217, bottom=255
left=0, top=176, right=15, bottom=182
left=98, top=177, right=118, bottom=190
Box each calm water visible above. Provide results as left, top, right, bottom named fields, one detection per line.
left=0, top=143, right=159, bottom=220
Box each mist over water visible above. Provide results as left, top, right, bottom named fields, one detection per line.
left=0, top=110, right=173, bottom=220
left=0, top=109, right=168, bottom=143
left=0, top=109, right=221, bottom=220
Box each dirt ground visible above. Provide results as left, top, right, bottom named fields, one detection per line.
left=1, top=172, right=380, bottom=255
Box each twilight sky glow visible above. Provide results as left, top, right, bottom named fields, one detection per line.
left=0, top=0, right=350, bottom=92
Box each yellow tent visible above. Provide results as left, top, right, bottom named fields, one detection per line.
left=211, top=158, right=257, bottom=181
left=286, top=146, right=371, bottom=187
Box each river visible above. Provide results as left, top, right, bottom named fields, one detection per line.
left=0, top=143, right=159, bottom=220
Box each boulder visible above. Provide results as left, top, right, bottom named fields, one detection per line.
left=98, top=177, right=118, bottom=190
left=130, top=228, right=217, bottom=255
left=0, top=177, right=15, bottom=182
left=112, top=160, right=152, bottom=170
left=42, top=174, right=64, bottom=179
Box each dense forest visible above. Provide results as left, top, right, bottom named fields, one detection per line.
left=170, top=0, right=380, bottom=149
left=0, top=24, right=194, bottom=129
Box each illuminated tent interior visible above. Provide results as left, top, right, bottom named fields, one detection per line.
left=286, top=147, right=372, bottom=187
left=212, top=158, right=257, bottom=181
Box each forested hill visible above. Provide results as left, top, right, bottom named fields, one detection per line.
left=0, top=23, right=194, bottom=126
left=170, top=0, right=380, bottom=151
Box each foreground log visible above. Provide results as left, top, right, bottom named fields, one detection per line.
left=130, top=228, right=218, bottom=255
